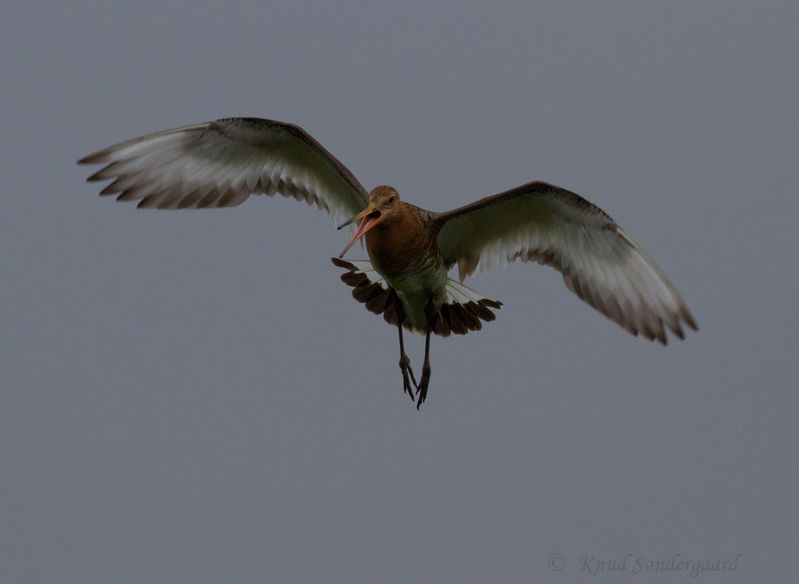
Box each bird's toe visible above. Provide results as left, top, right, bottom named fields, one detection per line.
left=399, top=355, right=418, bottom=399
left=415, top=367, right=431, bottom=410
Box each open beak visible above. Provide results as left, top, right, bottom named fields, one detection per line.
left=337, top=205, right=382, bottom=258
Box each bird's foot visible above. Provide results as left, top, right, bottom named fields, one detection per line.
left=415, top=365, right=431, bottom=410
left=399, top=355, right=418, bottom=401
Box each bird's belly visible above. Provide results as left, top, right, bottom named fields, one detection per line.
left=379, top=259, right=448, bottom=332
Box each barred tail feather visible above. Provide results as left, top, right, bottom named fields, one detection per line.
left=332, top=258, right=502, bottom=337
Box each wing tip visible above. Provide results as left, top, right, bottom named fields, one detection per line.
left=627, top=304, right=698, bottom=346
left=77, top=150, right=111, bottom=166
left=681, top=306, right=699, bottom=332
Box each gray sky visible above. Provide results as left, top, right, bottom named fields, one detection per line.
left=2, top=1, right=797, bottom=582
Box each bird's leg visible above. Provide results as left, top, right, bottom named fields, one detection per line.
left=397, top=317, right=418, bottom=400
left=415, top=330, right=432, bottom=410
left=416, top=300, right=435, bottom=409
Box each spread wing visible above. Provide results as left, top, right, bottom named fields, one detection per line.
left=435, top=181, right=697, bottom=344
left=78, top=117, right=368, bottom=224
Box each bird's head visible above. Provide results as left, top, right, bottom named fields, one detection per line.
left=337, top=185, right=401, bottom=258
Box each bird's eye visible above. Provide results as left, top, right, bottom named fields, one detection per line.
left=389, top=196, right=395, bottom=203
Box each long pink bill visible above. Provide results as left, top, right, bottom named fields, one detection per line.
left=338, top=210, right=381, bottom=258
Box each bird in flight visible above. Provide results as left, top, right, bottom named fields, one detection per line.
left=79, top=117, right=697, bottom=408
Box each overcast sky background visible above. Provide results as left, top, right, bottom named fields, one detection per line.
left=2, top=2, right=797, bottom=582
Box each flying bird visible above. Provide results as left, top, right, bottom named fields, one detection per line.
left=78, top=117, right=697, bottom=408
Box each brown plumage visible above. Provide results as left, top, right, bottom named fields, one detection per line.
left=78, top=117, right=697, bottom=408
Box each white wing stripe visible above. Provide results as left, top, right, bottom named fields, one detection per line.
left=79, top=118, right=368, bottom=222
left=436, top=182, right=697, bottom=344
